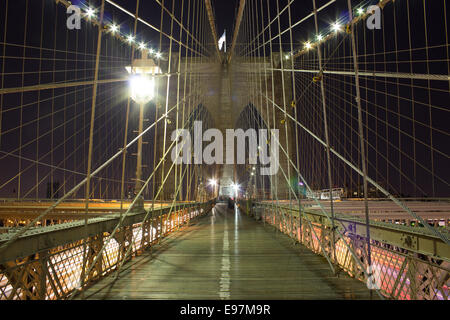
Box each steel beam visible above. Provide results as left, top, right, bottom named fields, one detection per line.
left=204, top=0, right=221, bottom=58
left=267, top=68, right=450, bottom=81
left=0, top=78, right=126, bottom=95
left=256, top=202, right=450, bottom=261
left=0, top=202, right=208, bottom=264
left=228, top=0, right=246, bottom=63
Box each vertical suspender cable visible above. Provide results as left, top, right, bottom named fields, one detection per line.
left=312, top=0, right=336, bottom=264
left=80, top=0, right=105, bottom=292
left=346, top=0, right=372, bottom=283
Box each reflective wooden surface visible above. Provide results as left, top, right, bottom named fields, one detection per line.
left=83, top=203, right=375, bottom=300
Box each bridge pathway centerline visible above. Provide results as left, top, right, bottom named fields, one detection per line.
left=82, top=203, right=375, bottom=300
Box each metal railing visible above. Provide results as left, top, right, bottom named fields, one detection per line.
left=239, top=200, right=449, bottom=300
left=0, top=200, right=215, bottom=300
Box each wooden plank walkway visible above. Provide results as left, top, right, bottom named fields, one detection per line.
left=82, top=203, right=375, bottom=300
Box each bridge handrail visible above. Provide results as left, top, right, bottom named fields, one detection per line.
left=254, top=202, right=450, bottom=261
left=0, top=200, right=215, bottom=300
left=0, top=201, right=213, bottom=264
left=245, top=201, right=449, bottom=300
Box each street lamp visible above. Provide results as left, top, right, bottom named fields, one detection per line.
left=125, top=54, right=162, bottom=193
left=331, top=22, right=342, bottom=33
left=85, top=7, right=95, bottom=19
left=209, top=179, right=217, bottom=198
left=231, top=183, right=239, bottom=199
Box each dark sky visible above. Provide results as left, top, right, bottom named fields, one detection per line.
left=212, top=0, right=240, bottom=39
left=0, top=0, right=448, bottom=199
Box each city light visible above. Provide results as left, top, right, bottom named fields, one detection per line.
left=155, top=52, right=162, bottom=59
left=129, top=75, right=155, bottom=104
left=357, top=8, right=365, bottom=16
left=110, top=24, right=119, bottom=34
left=127, top=35, right=135, bottom=43
left=209, top=179, right=217, bottom=186
left=316, top=34, right=323, bottom=41
left=331, top=22, right=342, bottom=33
left=304, top=41, right=312, bottom=50
left=126, top=57, right=162, bottom=104
left=139, top=42, right=146, bottom=50
left=85, top=7, right=95, bottom=19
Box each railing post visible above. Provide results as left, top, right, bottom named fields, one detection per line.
left=407, top=257, right=418, bottom=300
left=37, top=251, right=49, bottom=299
left=85, top=235, right=103, bottom=284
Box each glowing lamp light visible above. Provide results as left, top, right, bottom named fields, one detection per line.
left=110, top=24, right=119, bottom=34
left=357, top=8, right=365, bottom=16
left=155, top=52, right=162, bottom=59
left=316, top=34, right=323, bottom=41
left=129, top=75, right=155, bottom=104
left=86, top=7, right=95, bottom=19
left=127, top=35, right=135, bottom=43
left=125, top=57, right=162, bottom=104
left=139, top=42, right=146, bottom=50
left=331, top=22, right=342, bottom=33
left=209, top=179, right=217, bottom=186
left=304, top=41, right=312, bottom=50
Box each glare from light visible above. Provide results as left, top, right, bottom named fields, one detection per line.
left=139, top=42, right=146, bottom=50
left=127, top=35, right=135, bottom=43
left=209, top=179, right=217, bottom=186
left=357, top=8, right=365, bottom=16
left=129, top=75, right=155, bottom=104
left=285, top=54, right=290, bottom=60
left=231, top=183, right=239, bottom=191
left=86, top=7, right=95, bottom=19
left=155, top=52, right=162, bottom=59
left=149, top=48, right=155, bottom=54
left=304, top=41, right=312, bottom=50
left=110, top=24, right=119, bottom=34
left=331, top=22, right=342, bottom=33
left=252, top=166, right=256, bottom=171
left=316, top=34, right=323, bottom=41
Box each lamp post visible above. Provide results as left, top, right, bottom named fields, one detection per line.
left=209, top=178, right=217, bottom=198
left=231, top=183, right=239, bottom=200
left=126, top=54, right=162, bottom=194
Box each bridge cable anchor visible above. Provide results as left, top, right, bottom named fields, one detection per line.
left=313, top=71, right=323, bottom=83
left=291, top=100, right=296, bottom=108
left=346, top=23, right=352, bottom=34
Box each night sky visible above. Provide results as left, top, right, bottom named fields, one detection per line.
left=0, top=0, right=448, bottom=199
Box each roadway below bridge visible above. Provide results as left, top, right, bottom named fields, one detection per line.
left=81, top=203, right=375, bottom=299
left=0, top=200, right=195, bottom=228
left=269, top=199, right=450, bottom=224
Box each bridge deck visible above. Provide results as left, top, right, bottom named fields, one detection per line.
left=82, top=203, right=375, bottom=300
